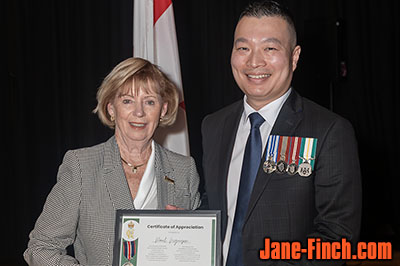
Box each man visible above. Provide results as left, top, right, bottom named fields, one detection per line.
left=201, top=1, right=362, bottom=265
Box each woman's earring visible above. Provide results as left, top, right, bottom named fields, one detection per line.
left=110, top=115, right=115, bottom=122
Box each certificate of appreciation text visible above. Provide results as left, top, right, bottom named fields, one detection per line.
left=113, top=210, right=221, bottom=266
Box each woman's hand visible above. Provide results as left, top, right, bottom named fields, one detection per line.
left=165, top=204, right=184, bottom=210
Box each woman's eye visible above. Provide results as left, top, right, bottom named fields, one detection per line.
left=146, top=100, right=155, bottom=105
left=122, top=99, right=132, bottom=104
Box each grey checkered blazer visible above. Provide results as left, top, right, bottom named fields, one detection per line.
left=24, top=136, right=201, bottom=266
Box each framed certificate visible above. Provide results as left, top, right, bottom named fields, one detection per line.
left=113, top=210, right=221, bottom=266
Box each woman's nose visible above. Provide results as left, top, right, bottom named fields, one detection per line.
left=133, top=102, right=144, bottom=117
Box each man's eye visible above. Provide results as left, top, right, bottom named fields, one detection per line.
left=265, top=47, right=277, bottom=51
left=237, top=47, right=249, bottom=51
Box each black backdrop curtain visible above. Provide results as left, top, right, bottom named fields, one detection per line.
left=3, top=0, right=399, bottom=265
left=3, top=1, right=132, bottom=264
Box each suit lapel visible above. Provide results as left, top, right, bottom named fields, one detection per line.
left=102, top=138, right=173, bottom=210
left=269, top=90, right=304, bottom=136
left=102, top=136, right=135, bottom=210
left=245, top=90, right=304, bottom=222
left=154, top=142, right=174, bottom=209
left=217, top=102, right=243, bottom=237
left=219, top=102, right=243, bottom=187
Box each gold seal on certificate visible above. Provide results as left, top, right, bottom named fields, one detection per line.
left=113, top=210, right=221, bottom=266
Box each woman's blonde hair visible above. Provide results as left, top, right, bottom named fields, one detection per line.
left=93, top=57, right=179, bottom=128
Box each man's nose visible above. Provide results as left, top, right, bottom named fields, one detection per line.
left=247, top=49, right=266, bottom=68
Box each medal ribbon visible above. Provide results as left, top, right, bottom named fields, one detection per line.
left=291, top=137, right=299, bottom=164
left=310, top=138, right=318, bottom=169
left=299, top=137, right=318, bottom=170
left=265, top=135, right=279, bottom=162
left=273, top=135, right=280, bottom=162
left=286, top=136, right=293, bottom=164
left=123, top=240, right=136, bottom=261
left=299, top=137, right=311, bottom=164
left=278, top=136, right=288, bottom=162
left=306, top=138, right=312, bottom=161
left=267, top=136, right=317, bottom=169
left=265, top=135, right=273, bottom=162
left=299, top=137, right=306, bottom=164
left=295, top=137, right=302, bottom=165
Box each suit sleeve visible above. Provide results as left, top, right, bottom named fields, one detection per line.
left=311, top=117, right=362, bottom=243
left=188, top=156, right=201, bottom=210
left=24, top=150, right=82, bottom=266
left=199, top=115, right=211, bottom=210
left=270, top=117, right=362, bottom=266
left=302, top=117, right=361, bottom=265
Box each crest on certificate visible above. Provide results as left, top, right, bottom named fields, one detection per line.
left=122, top=220, right=140, bottom=241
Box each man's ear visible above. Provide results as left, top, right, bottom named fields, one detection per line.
left=291, top=45, right=301, bottom=72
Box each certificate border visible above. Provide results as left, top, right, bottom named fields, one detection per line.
left=113, top=210, right=221, bottom=266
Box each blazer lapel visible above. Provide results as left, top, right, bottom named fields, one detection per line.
left=245, top=90, right=304, bottom=222
left=102, top=136, right=135, bottom=210
left=269, top=90, right=304, bottom=136
left=154, top=142, right=174, bottom=209
left=217, top=102, right=243, bottom=237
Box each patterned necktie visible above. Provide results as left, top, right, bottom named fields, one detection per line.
left=226, top=112, right=265, bottom=266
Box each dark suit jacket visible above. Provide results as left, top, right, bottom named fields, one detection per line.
left=201, top=90, right=362, bottom=265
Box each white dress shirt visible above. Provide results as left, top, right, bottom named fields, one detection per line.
left=223, top=88, right=291, bottom=266
left=133, top=140, right=158, bottom=209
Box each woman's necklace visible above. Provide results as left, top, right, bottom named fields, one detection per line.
left=120, top=156, right=147, bottom=173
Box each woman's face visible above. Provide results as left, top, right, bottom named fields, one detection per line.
left=107, top=82, right=168, bottom=145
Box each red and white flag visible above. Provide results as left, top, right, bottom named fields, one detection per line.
left=133, top=0, right=190, bottom=156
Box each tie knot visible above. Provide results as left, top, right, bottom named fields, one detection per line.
left=249, top=112, right=265, bottom=129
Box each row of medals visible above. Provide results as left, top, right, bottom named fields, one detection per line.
left=263, top=156, right=313, bottom=177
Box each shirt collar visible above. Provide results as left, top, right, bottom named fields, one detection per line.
left=243, top=88, right=292, bottom=127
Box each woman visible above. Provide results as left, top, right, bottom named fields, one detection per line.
left=24, top=57, right=201, bottom=265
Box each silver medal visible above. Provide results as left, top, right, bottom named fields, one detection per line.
left=287, top=163, right=298, bottom=175
left=276, top=160, right=287, bottom=174
left=263, top=159, right=276, bottom=174
left=123, top=262, right=134, bottom=266
left=298, top=161, right=312, bottom=177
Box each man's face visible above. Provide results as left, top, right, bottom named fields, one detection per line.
left=231, top=16, right=301, bottom=110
